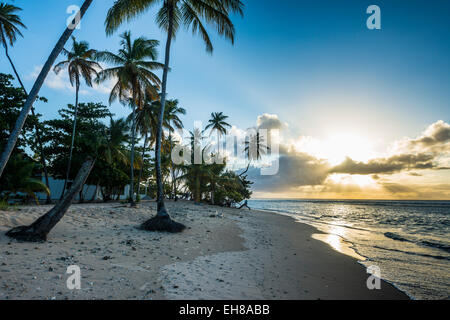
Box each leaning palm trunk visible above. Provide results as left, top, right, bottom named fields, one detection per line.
left=140, top=6, right=185, bottom=233
left=3, top=41, right=52, bottom=204
left=6, top=157, right=95, bottom=242
left=61, top=83, right=80, bottom=198
left=0, top=0, right=93, bottom=179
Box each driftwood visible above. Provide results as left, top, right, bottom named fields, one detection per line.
left=6, top=157, right=95, bottom=242
left=238, top=200, right=251, bottom=210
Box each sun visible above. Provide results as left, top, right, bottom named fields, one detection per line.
left=323, top=133, right=377, bottom=165
left=294, top=132, right=377, bottom=166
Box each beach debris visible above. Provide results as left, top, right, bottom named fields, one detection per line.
left=209, top=210, right=224, bottom=218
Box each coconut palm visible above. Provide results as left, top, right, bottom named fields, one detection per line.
left=165, top=99, right=185, bottom=133
left=102, top=117, right=131, bottom=166
left=132, top=98, right=185, bottom=197
left=205, top=112, right=230, bottom=153
left=132, top=101, right=158, bottom=197
left=54, top=36, right=100, bottom=197
left=96, top=31, right=163, bottom=207
left=165, top=99, right=185, bottom=200
left=240, top=130, right=270, bottom=176
left=0, top=3, right=52, bottom=203
left=0, top=3, right=25, bottom=76
left=105, top=0, right=244, bottom=232
left=0, top=0, right=93, bottom=178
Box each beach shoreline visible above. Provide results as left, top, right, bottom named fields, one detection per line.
left=0, top=200, right=409, bottom=300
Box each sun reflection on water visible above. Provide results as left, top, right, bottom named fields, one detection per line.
left=312, top=224, right=365, bottom=261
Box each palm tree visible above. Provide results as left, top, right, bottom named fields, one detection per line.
left=0, top=4, right=26, bottom=77
left=102, top=117, right=131, bottom=166
left=54, top=36, right=100, bottom=197
left=205, top=112, right=231, bottom=154
left=133, top=101, right=158, bottom=197
left=0, top=0, right=93, bottom=178
left=189, top=127, right=206, bottom=164
left=88, top=116, right=130, bottom=202
left=165, top=99, right=185, bottom=133
left=0, top=3, right=52, bottom=203
left=96, top=31, right=163, bottom=207
left=105, top=0, right=244, bottom=232
left=0, top=154, right=50, bottom=205
left=240, top=130, right=270, bottom=176
left=165, top=99, right=185, bottom=200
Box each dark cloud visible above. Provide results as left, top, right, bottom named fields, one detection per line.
left=408, top=172, right=422, bottom=177
left=381, top=183, right=417, bottom=195
left=246, top=150, right=329, bottom=192
left=246, top=119, right=450, bottom=194
left=410, top=120, right=450, bottom=147
left=329, top=153, right=437, bottom=175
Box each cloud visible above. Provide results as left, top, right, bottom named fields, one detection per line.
left=392, top=120, right=450, bottom=154
left=256, top=113, right=287, bottom=131
left=26, top=65, right=115, bottom=96
left=411, top=120, right=450, bottom=147
left=329, top=153, right=437, bottom=175
left=246, top=118, right=449, bottom=198
left=246, top=148, right=330, bottom=192
left=381, top=183, right=417, bottom=195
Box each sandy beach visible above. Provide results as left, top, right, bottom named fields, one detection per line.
left=0, top=200, right=408, bottom=300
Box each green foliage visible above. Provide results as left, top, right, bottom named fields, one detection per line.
left=42, top=102, right=113, bottom=180
left=105, top=0, right=244, bottom=53
left=0, top=153, right=49, bottom=204
left=0, top=73, right=37, bottom=152
left=181, top=154, right=252, bottom=207
left=96, top=31, right=163, bottom=105
left=0, top=74, right=50, bottom=204
left=54, top=36, right=100, bottom=89
left=0, top=3, right=26, bottom=48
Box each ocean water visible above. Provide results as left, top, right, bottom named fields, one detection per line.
left=247, top=199, right=450, bottom=300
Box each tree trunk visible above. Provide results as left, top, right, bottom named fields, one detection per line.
left=239, top=162, right=251, bottom=177
left=169, top=130, right=177, bottom=201
left=154, top=5, right=174, bottom=217
left=140, top=5, right=185, bottom=233
left=0, top=0, right=93, bottom=179
left=79, top=183, right=84, bottom=203
left=195, top=174, right=201, bottom=203
left=217, top=133, right=220, bottom=156
left=3, top=41, right=52, bottom=204
left=136, top=133, right=147, bottom=197
left=211, top=180, right=215, bottom=205
left=6, top=157, right=95, bottom=242
left=61, top=82, right=80, bottom=198
left=129, top=100, right=137, bottom=207
left=90, top=180, right=100, bottom=202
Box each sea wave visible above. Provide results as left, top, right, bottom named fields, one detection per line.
left=384, top=232, right=450, bottom=254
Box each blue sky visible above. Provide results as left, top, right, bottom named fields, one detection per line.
left=1, top=0, right=449, bottom=141
left=1, top=0, right=450, bottom=199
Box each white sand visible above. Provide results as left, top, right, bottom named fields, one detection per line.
left=0, top=200, right=408, bottom=300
